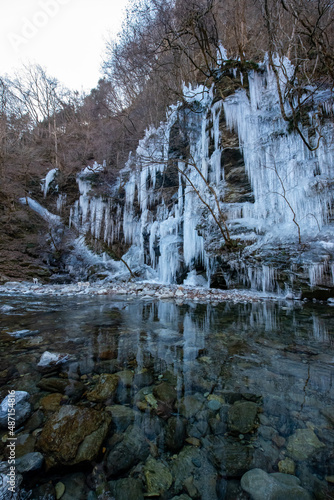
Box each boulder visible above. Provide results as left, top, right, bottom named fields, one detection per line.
left=37, top=405, right=110, bottom=469
left=240, top=468, right=312, bottom=500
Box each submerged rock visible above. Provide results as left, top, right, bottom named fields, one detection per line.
left=278, top=457, right=296, bottom=475
left=0, top=391, right=31, bottom=428
left=165, top=416, right=186, bottom=452
left=86, top=373, right=119, bottom=402
left=153, top=382, right=177, bottom=405
left=110, top=477, right=144, bottom=500
left=177, top=395, right=204, bottom=418
left=37, top=405, right=110, bottom=469
left=144, top=457, right=173, bottom=496
left=206, top=435, right=253, bottom=477
left=37, top=377, right=84, bottom=399
left=37, top=351, right=73, bottom=373
left=286, top=428, right=325, bottom=461
left=228, top=400, right=258, bottom=434
left=16, top=452, right=44, bottom=473
left=171, top=446, right=218, bottom=499
left=106, top=425, right=150, bottom=477
left=105, top=404, right=135, bottom=432
left=240, top=468, right=312, bottom=499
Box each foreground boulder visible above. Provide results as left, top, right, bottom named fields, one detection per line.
left=37, top=405, right=110, bottom=469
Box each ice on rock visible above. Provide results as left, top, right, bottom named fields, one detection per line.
left=68, top=56, right=334, bottom=292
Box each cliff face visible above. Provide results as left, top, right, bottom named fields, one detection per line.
left=16, top=59, right=334, bottom=298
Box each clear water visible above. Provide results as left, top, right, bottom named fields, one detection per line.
left=0, top=294, right=334, bottom=499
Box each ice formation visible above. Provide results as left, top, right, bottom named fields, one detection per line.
left=68, top=58, right=334, bottom=293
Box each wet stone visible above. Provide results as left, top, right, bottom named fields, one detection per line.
left=177, top=395, right=204, bottom=419
left=153, top=382, right=177, bottom=405
left=277, top=457, right=296, bottom=475
left=144, top=456, right=173, bottom=496
left=37, top=377, right=84, bottom=400
left=86, top=373, right=119, bottom=403
left=133, top=369, right=154, bottom=388
left=115, top=370, right=134, bottom=388
left=0, top=391, right=31, bottom=428
left=286, top=428, right=325, bottom=461
left=7, top=433, right=36, bottom=458
left=106, top=425, right=150, bottom=477
left=110, top=477, right=144, bottom=500
left=55, top=481, right=65, bottom=500
left=37, top=405, right=111, bottom=469
left=205, top=435, right=253, bottom=478
left=31, top=480, right=56, bottom=500
left=24, top=410, right=45, bottom=432
left=240, top=468, right=312, bottom=500
left=228, top=401, right=258, bottom=434
left=16, top=452, right=44, bottom=473
left=165, top=416, right=186, bottom=452
left=40, top=393, right=64, bottom=411
left=105, top=404, right=135, bottom=432
left=61, top=472, right=89, bottom=500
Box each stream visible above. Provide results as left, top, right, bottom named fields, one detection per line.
left=0, top=293, right=333, bottom=499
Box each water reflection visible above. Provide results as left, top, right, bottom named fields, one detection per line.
left=0, top=295, right=334, bottom=499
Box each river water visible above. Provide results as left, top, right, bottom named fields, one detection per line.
left=0, top=294, right=333, bottom=499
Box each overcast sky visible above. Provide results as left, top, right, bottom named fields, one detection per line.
left=0, top=0, right=128, bottom=92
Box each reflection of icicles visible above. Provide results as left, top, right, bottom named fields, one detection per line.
left=312, top=315, right=330, bottom=342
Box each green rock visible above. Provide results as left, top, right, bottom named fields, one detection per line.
left=55, top=481, right=65, bottom=499
left=153, top=382, right=177, bottom=405
left=286, top=428, right=325, bottom=461
left=86, top=373, right=119, bottom=402
left=112, top=477, right=144, bottom=500
left=228, top=401, right=258, bottom=434
left=144, top=457, right=173, bottom=495
left=278, top=457, right=296, bottom=475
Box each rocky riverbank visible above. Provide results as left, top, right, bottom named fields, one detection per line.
left=0, top=279, right=306, bottom=304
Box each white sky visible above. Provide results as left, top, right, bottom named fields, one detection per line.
left=0, top=0, right=129, bottom=92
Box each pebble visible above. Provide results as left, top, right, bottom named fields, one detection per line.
left=55, top=481, right=66, bottom=499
